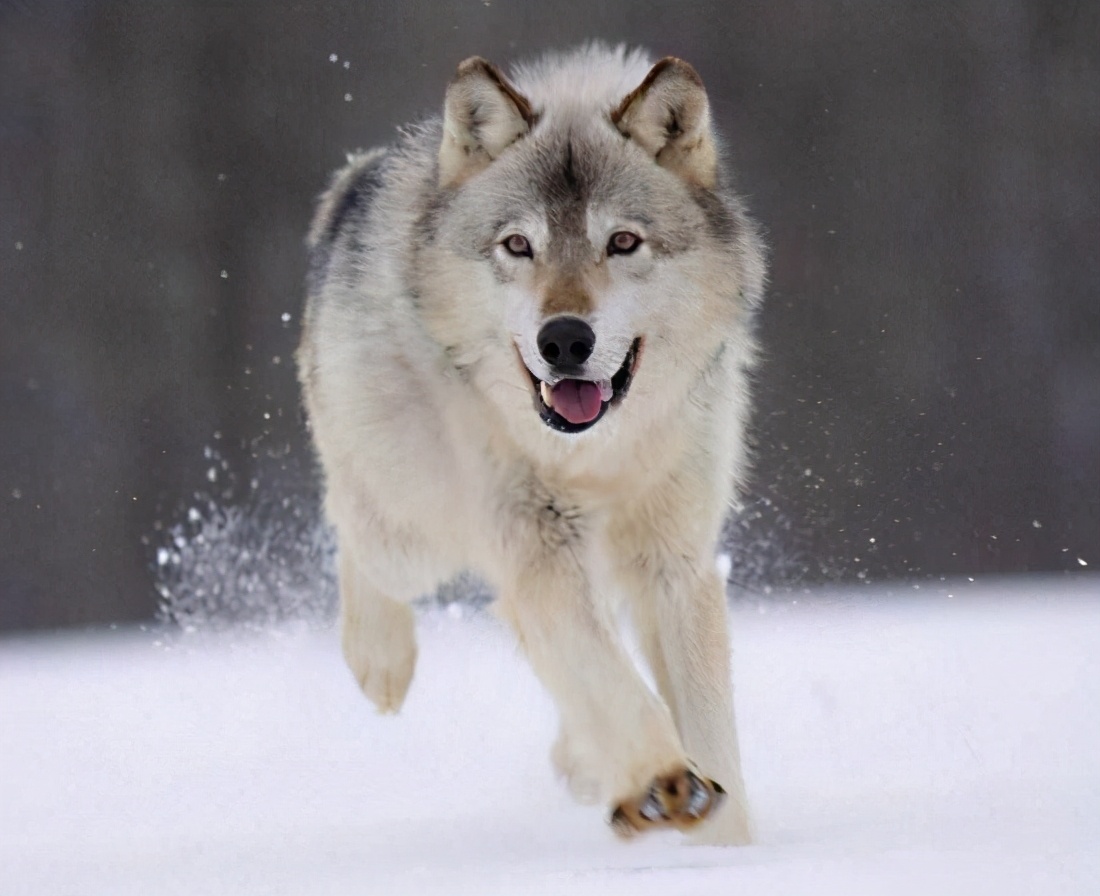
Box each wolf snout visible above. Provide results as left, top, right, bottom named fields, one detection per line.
left=537, top=316, right=595, bottom=372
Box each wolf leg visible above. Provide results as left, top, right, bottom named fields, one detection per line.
left=663, top=567, right=751, bottom=845
left=338, top=548, right=417, bottom=714
left=496, top=553, right=726, bottom=834
left=550, top=722, right=602, bottom=805
left=615, top=531, right=753, bottom=845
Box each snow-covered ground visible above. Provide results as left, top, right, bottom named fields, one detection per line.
left=3, top=577, right=1099, bottom=895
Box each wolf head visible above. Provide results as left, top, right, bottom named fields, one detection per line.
left=415, top=45, right=763, bottom=442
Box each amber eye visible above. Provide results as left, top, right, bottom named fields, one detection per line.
left=607, top=231, right=642, bottom=256
left=503, top=234, right=533, bottom=258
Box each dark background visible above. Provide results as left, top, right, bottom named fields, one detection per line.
left=2, top=1, right=1097, bottom=631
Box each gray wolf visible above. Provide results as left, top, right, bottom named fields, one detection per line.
left=298, top=44, right=765, bottom=844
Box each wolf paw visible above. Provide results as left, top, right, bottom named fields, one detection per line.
left=348, top=645, right=416, bottom=714
left=550, top=729, right=603, bottom=805
left=341, top=602, right=417, bottom=714
left=609, top=767, right=725, bottom=838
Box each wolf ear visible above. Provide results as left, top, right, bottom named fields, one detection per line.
left=439, top=57, right=536, bottom=188
left=612, top=57, right=717, bottom=188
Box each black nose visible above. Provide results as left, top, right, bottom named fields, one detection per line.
left=537, top=317, right=595, bottom=369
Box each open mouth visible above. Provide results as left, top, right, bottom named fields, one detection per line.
left=523, top=338, right=643, bottom=434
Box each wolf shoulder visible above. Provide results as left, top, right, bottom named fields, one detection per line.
left=304, top=129, right=440, bottom=298
left=306, top=147, right=390, bottom=256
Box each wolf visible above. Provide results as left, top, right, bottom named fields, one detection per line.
left=297, top=44, right=766, bottom=845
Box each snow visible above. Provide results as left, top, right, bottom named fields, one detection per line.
left=3, top=577, right=1099, bottom=895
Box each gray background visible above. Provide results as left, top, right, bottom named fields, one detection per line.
left=2, top=1, right=1097, bottom=631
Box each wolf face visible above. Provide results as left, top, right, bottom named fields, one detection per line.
left=413, top=51, right=758, bottom=442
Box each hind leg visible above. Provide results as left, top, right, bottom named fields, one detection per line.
left=338, top=548, right=417, bottom=714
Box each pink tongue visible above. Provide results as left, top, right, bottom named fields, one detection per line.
left=550, top=380, right=603, bottom=425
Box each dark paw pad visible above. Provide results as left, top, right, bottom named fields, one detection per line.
left=610, top=767, right=726, bottom=838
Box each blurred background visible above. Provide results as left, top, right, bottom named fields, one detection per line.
left=1, top=1, right=1096, bottom=632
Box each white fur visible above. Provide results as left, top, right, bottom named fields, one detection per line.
left=509, top=44, right=654, bottom=126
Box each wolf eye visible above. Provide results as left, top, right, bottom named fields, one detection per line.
left=503, top=234, right=533, bottom=258
left=607, top=231, right=642, bottom=256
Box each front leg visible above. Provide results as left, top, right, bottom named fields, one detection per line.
left=338, top=546, right=417, bottom=714
left=491, top=491, right=725, bottom=835
left=610, top=510, right=753, bottom=845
